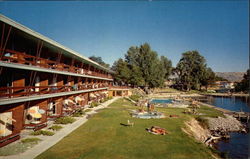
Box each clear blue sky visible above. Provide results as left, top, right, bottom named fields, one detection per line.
left=0, top=1, right=249, bottom=72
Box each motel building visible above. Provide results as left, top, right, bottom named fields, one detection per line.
left=0, top=14, right=129, bottom=147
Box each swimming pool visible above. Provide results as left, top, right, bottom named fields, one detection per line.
left=150, top=99, right=173, bottom=104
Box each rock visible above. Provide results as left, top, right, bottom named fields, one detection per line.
left=206, top=114, right=244, bottom=132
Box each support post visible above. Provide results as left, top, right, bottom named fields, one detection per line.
left=35, top=40, right=43, bottom=65
left=0, top=67, right=3, bottom=76
left=70, top=58, right=75, bottom=72
left=0, top=24, right=12, bottom=60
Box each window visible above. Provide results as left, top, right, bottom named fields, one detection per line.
left=48, top=102, right=57, bottom=115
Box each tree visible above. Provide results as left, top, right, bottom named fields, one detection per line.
left=235, top=69, right=250, bottom=93
left=111, top=58, right=130, bottom=85
left=214, top=76, right=228, bottom=81
left=112, top=43, right=172, bottom=88
left=160, top=56, right=172, bottom=79
left=200, top=67, right=216, bottom=91
left=128, top=64, right=145, bottom=86
left=89, top=56, right=110, bottom=68
left=175, top=51, right=210, bottom=91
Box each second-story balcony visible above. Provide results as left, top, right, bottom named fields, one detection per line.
left=0, top=83, right=109, bottom=100
left=0, top=49, right=113, bottom=80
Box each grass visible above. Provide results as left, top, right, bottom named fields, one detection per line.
left=129, top=94, right=142, bottom=102
left=187, top=104, right=225, bottom=129
left=154, top=88, right=180, bottom=93
left=55, top=116, right=76, bottom=124
left=36, top=98, right=220, bottom=159
left=195, top=116, right=209, bottom=129
left=193, top=105, right=225, bottom=118
left=30, top=130, right=55, bottom=136
left=49, top=125, right=63, bottom=131
left=0, top=138, right=42, bottom=156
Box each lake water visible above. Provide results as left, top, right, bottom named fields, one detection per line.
left=204, top=96, right=250, bottom=112
left=203, top=96, right=250, bottom=159
left=151, top=96, right=250, bottom=158
left=216, top=132, right=249, bottom=159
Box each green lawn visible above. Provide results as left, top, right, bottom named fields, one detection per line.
left=36, top=98, right=220, bottom=159
left=154, top=88, right=181, bottom=93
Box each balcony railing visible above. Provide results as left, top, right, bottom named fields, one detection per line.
left=0, top=49, right=112, bottom=79
left=0, top=83, right=109, bottom=99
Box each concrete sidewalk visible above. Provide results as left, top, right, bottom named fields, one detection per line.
left=0, top=97, right=120, bottom=159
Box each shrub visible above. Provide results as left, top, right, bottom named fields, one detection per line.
left=21, top=137, right=41, bottom=144
left=30, top=130, right=55, bottom=136
left=90, top=102, right=99, bottom=107
left=84, top=109, right=92, bottom=113
left=49, top=125, right=63, bottom=131
left=107, top=96, right=113, bottom=100
left=55, top=116, right=76, bottom=124
left=72, top=109, right=85, bottom=117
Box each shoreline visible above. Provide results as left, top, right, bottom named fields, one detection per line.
left=201, top=93, right=249, bottom=97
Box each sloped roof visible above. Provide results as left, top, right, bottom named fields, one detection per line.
left=0, top=14, right=113, bottom=73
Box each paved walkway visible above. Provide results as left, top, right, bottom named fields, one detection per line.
left=0, top=97, right=120, bottom=159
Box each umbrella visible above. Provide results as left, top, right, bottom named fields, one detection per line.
left=32, top=113, right=42, bottom=118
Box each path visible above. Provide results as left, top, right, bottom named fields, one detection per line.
left=0, top=97, right=120, bottom=159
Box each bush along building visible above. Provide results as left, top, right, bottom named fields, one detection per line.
left=0, top=14, right=129, bottom=147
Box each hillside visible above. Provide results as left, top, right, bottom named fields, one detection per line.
left=215, top=72, right=245, bottom=82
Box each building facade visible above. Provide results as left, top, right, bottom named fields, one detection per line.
left=0, top=15, right=123, bottom=147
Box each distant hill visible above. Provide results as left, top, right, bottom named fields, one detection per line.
left=215, top=72, right=245, bottom=82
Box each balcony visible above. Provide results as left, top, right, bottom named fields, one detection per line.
left=0, top=49, right=113, bottom=80
left=0, top=83, right=109, bottom=99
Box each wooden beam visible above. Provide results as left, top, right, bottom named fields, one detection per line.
left=0, top=24, right=12, bottom=60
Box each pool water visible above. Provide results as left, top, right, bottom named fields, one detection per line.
left=150, top=99, right=173, bottom=104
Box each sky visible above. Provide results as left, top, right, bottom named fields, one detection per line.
left=0, top=0, right=249, bottom=72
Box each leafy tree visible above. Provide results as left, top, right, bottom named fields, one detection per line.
left=175, top=51, right=211, bottom=91
left=112, top=43, right=172, bottom=88
left=111, top=58, right=130, bottom=85
left=89, top=56, right=110, bottom=68
left=235, top=69, right=250, bottom=93
left=128, top=64, right=145, bottom=86
left=214, top=76, right=228, bottom=81
left=200, top=67, right=216, bottom=91
left=160, top=56, right=172, bottom=79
